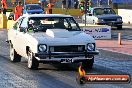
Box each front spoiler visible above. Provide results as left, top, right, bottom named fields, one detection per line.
left=35, top=51, right=99, bottom=58
left=34, top=51, right=99, bottom=62
left=35, top=57, right=91, bottom=63
left=97, top=22, right=123, bottom=26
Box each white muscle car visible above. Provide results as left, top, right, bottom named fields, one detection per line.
left=7, top=14, right=99, bottom=69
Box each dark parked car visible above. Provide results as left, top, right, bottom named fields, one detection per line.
left=82, top=6, right=123, bottom=29
left=23, top=4, right=45, bottom=14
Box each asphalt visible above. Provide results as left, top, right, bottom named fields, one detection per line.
left=96, top=39, right=132, bottom=56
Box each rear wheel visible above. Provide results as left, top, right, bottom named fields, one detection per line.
left=82, top=57, right=94, bottom=69
left=10, top=43, right=21, bottom=62
left=28, top=49, right=39, bottom=69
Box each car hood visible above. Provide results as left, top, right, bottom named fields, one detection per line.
left=27, top=9, right=44, bottom=13
left=28, top=29, right=94, bottom=45
left=97, top=14, right=122, bottom=19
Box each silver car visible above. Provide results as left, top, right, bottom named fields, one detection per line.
left=82, top=6, right=123, bottom=29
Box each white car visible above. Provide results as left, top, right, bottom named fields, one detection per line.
left=7, top=14, right=99, bottom=69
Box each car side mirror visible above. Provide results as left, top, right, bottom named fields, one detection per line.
left=19, top=27, right=27, bottom=33
left=88, top=13, right=92, bottom=16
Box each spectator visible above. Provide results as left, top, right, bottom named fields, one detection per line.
left=1, top=0, right=7, bottom=14
left=62, top=0, right=66, bottom=9
left=68, top=0, right=71, bottom=9
left=47, top=1, right=54, bottom=14
left=39, top=0, right=46, bottom=8
left=74, top=0, right=79, bottom=9
left=14, top=1, right=23, bottom=20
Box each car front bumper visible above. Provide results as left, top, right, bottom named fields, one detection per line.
left=34, top=51, right=99, bottom=63
left=97, top=21, right=123, bottom=27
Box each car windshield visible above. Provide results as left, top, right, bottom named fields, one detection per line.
left=26, top=5, right=42, bottom=10
left=93, top=8, right=116, bottom=15
left=28, top=17, right=81, bottom=32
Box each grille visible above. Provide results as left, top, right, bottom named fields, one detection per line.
left=50, top=45, right=85, bottom=52
left=104, top=19, right=117, bottom=22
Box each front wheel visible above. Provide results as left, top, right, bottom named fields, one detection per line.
left=82, top=57, right=94, bottom=69
left=10, top=43, right=21, bottom=62
left=117, top=25, right=122, bottom=30
left=28, top=50, right=39, bottom=69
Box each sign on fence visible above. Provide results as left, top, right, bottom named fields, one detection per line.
left=83, top=25, right=111, bottom=39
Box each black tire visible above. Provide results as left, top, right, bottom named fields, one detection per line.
left=82, top=57, right=94, bottom=69
left=76, top=75, right=86, bottom=85
left=10, top=43, right=21, bottom=62
left=28, top=49, right=39, bottom=69
left=117, top=25, right=122, bottom=30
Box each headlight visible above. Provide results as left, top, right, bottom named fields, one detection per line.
left=117, top=18, right=122, bottom=21
left=97, top=19, right=104, bottom=23
left=38, top=44, right=47, bottom=52
left=87, top=43, right=95, bottom=51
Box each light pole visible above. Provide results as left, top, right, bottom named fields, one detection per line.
left=24, top=0, right=25, bottom=6
left=84, top=0, right=88, bottom=27
left=108, top=0, right=109, bottom=5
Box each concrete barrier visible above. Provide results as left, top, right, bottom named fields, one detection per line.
left=118, top=9, right=132, bottom=24
left=0, top=13, right=15, bottom=30
left=7, top=20, right=15, bottom=29
left=0, top=14, right=7, bottom=29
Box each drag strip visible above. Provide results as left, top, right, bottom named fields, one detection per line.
left=0, top=30, right=131, bottom=88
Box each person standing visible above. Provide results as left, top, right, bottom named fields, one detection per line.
left=62, top=0, right=66, bottom=9
left=68, top=0, right=71, bottom=9
left=40, top=0, right=46, bottom=8
left=47, top=1, right=54, bottom=14
left=14, top=1, right=23, bottom=20
left=1, top=0, right=7, bottom=14
left=74, top=0, right=79, bottom=9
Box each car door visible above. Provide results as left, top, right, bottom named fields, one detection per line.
left=10, top=18, right=23, bottom=53
left=16, top=17, right=29, bottom=57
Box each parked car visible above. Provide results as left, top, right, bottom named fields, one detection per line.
left=82, top=6, right=123, bottom=29
left=23, top=4, right=45, bottom=14
left=7, top=14, right=99, bottom=69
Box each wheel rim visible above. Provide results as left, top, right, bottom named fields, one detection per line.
left=93, top=20, right=95, bottom=24
left=28, top=52, right=32, bottom=68
left=10, top=45, right=14, bottom=61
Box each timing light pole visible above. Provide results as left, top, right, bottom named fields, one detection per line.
left=24, top=0, right=25, bottom=6
left=84, top=0, right=88, bottom=27
left=108, top=0, right=110, bottom=5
